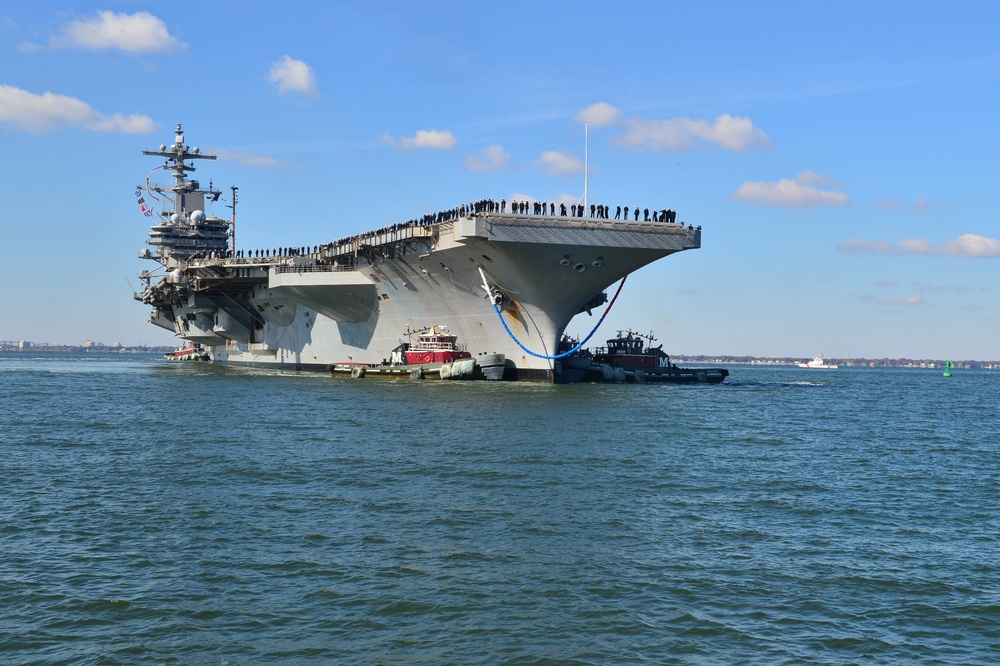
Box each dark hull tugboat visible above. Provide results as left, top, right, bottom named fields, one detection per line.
left=578, top=330, right=728, bottom=384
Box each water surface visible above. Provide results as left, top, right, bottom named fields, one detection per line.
left=1, top=353, right=997, bottom=663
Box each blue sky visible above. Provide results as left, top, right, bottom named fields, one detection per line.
left=2, top=2, right=998, bottom=360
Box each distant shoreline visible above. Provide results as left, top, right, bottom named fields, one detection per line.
left=672, top=355, right=999, bottom=370
left=0, top=345, right=173, bottom=354
left=2, top=347, right=996, bottom=370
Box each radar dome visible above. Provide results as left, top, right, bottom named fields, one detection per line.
left=190, top=210, right=206, bottom=224
left=170, top=213, right=180, bottom=224
left=159, top=144, right=166, bottom=152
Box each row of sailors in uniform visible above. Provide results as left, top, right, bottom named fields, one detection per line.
left=228, top=199, right=689, bottom=260
left=227, top=247, right=315, bottom=259
left=507, top=200, right=680, bottom=223
left=437, top=198, right=682, bottom=224
left=385, top=198, right=682, bottom=225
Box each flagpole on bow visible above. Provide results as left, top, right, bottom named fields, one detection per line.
left=583, top=121, right=589, bottom=216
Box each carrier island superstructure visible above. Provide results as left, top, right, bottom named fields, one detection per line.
left=135, top=125, right=702, bottom=381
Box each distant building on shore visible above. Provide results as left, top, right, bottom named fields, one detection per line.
left=0, top=340, right=47, bottom=350
left=0, top=340, right=169, bottom=353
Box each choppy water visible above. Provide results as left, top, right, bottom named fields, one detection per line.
left=1, top=352, right=998, bottom=664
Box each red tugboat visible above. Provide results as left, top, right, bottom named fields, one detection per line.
left=403, top=325, right=473, bottom=365
left=331, top=325, right=508, bottom=380
left=589, top=330, right=728, bottom=383
left=164, top=343, right=210, bottom=361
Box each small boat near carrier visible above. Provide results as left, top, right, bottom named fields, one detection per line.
left=164, top=343, right=210, bottom=362
left=331, top=325, right=507, bottom=380
left=559, top=330, right=728, bottom=384
left=334, top=326, right=727, bottom=384
left=797, top=351, right=838, bottom=369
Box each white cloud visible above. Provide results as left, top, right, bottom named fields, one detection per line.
left=918, top=283, right=974, bottom=293
left=464, top=144, right=510, bottom=172
left=0, top=84, right=156, bottom=134
left=212, top=147, right=288, bottom=168
left=267, top=55, right=319, bottom=96
left=732, top=171, right=850, bottom=207
left=794, top=170, right=845, bottom=188
left=871, top=199, right=907, bottom=210
left=901, top=234, right=1000, bottom=257
left=880, top=295, right=924, bottom=306
left=52, top=11, right=185, bottom=53
left=614, top=113, right=770, bottom=153
left=871, top=195, right=943, bottom=213
left=575, top=102, right=620, bottom=127
left=839, top=234, right=1000, bottom=258
left=854, top=291, right=924, bottom=306
left=533, top=149, right=584, bottom=176
left=89, top=113, right=157, bottom=133
left=573, top=104, right=770, bottom=154
left=381, top=129, right=457, bottom=151
left=896, top=239, right=936, bottom=255
left=840, top=239, right=894, bottom=254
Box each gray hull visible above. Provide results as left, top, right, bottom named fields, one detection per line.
left=156, top=214, right=700, bottom=381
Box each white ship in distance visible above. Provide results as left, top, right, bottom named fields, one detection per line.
left=798, top=351, right=838, bottom=369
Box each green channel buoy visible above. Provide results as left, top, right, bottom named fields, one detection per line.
left=943, top=360, right=953, bottom=377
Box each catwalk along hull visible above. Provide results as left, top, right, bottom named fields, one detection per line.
left=135, top=126, right=701, bottom=381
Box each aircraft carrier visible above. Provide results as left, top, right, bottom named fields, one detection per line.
left=134, top=125, right=702, bottom=381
